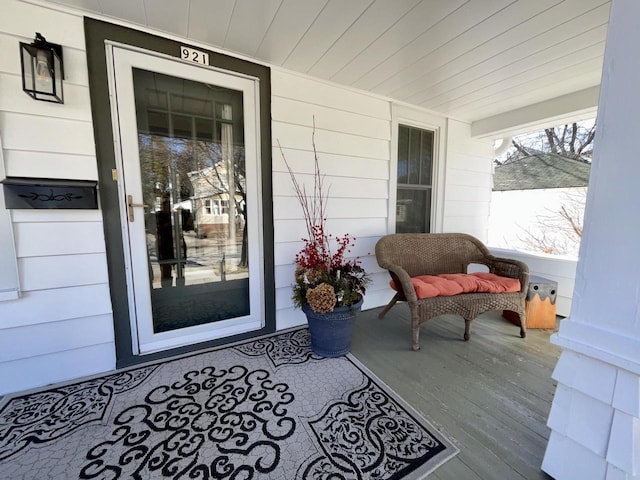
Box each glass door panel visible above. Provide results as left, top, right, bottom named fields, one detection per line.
left=110, top=46, right=263, bottom=354
left=133, top=69, right=249, bottom=333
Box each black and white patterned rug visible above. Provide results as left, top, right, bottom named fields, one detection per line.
left=0, top=329, right=458, bottom=479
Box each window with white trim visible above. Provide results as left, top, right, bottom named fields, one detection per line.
left=396, top=124, right=435, bottom=233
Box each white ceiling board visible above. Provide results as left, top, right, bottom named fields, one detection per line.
left=353, top=0, right=518, bottom=92
left=452, top=59, right=605, bottom=122
left=392, top=3, right=606, bottom=103
left=186, top=0, right=235, bottom=47
left=307, top=0, right=422, bottom=79
left=47, top=0, right=101, bottom=10
left=400, top=1, right=610, bottom=105
left=380, top=0, right=567, bottom=100
left=223, top=0, right=282, bottom=55
left=144, top=0, right=190, bottom=37
left=418, top=29, right=608, bottom=111
left=281, top=0, right=373, bottom=72
left=34, top=0, right=612, bottom=129
left=330, top=0, right=467, bottom=86
left=98, top=0, right=147, bottom=26
left=429, top=59, right=605, bottom=122
left=254, top=0, right=328, bottom=65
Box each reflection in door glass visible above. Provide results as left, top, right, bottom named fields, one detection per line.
left=132, top=69, right=250, bottom=333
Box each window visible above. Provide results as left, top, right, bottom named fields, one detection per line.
left=396, top=125, right=434, bottom=233
left=204, top=199, right=212, bottom=214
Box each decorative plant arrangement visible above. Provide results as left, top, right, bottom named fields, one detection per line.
left=279, top=121, right=370, bottom=356
left=293, top=226, right=368, bottom=313
left=280, top=125, right=370, bottom=314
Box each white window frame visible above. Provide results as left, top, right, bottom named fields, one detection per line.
left=0, top=134, right=20, bottom=301
left=389, top=104, right=447, bottom=234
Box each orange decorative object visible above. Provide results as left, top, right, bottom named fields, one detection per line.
left=504, top=275, right=557, bottom=329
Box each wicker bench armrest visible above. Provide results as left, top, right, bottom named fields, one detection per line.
left=487, top=256, right=530, bottom=293
left=384, top=264, right=418, bottom=302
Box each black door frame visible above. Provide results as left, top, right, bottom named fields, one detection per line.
left=84, top=18, right=275, bottom=368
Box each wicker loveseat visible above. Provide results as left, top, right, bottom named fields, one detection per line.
left=375, top=233, right=529, bottom=350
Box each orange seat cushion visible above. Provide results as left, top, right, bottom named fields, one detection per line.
left=470, top=272, right=521, bottom=293
left=390, top=272, right=520, bottom=300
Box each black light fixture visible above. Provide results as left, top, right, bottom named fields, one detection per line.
left=19, top=33, right=64, bottom=104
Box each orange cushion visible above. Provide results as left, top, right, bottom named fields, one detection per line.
left=471, top=272, right=521, bottom=293
left=439, top=273, right=480, bottom=292
left=413, top=275, right=464, bottom=296
left=389, top=278, right=440, bottom=298
left=410, top=278, right=440, bottom=299
left=390, top=273, right=520, bottom=299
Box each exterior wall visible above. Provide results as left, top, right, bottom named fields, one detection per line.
left=271, top=70, right=393, bottom=330
left=543, top=0, right=640, bottom=477
left=443, top=119, right=494, bottom=242
left=0, top=1, right=497, bottom=395
left=0, top=1, right=116, bottom=395
left=0, top=135, right=19, bottom=301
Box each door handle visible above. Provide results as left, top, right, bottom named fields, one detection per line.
left=127, top=195, right=147, bottom=222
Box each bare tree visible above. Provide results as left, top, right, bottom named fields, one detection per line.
left=183, top=139, right=249, bottom=268
left=517, top=189, right=586, bottom=256
left=496, top=121, right=596, bottom=165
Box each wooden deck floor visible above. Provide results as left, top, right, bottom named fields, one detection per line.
left=350, top=306, right=561, bottom=480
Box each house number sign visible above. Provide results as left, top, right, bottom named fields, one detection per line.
left=180, top=46, right=209, bottom=66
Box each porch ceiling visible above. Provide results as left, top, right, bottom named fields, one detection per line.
left=43, top=0, right=610, bottom=126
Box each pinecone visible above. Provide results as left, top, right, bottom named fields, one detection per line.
left=306, top=283, right=337, bottom=313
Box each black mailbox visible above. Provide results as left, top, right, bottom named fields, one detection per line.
left=2, top=177, right=98, bottom=209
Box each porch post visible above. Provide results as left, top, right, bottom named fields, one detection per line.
left=542, top=0, right=640, bottom=478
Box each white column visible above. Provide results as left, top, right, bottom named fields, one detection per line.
left=542, top=0, right=640, bottom=479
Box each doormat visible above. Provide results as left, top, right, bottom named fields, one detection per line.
left=0, top=329, right=458, bottom=479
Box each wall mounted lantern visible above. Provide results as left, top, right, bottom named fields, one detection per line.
left=19, top=33, right=64, bottom=104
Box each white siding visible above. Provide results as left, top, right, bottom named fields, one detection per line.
left=0, top=135, right=18, bottom=301
left=442, top=119, right=494, bottom=241
left=0, top=1, right=115, bottom=396
left=271, top=69, right=393, bottom=330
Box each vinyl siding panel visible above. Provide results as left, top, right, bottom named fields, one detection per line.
left=14, top=222, right=106, bottom=257
left=0, top=73, right=92, bottom=121
left=0, top=314, right=115, bottom=363
left=0, top=343, right=117, bottom=396
left=0, top=134, right=17, bottom=302
left=442, top=119, right=494, bottom=241
left=4, top=150, right=98, bottom=180
left=272, top=69, right=391, bottom=119
left=271, top=71, right=392, bottom=329
left=0, top=1, right=115, bottom=396
left=0, top=113, right=96, bottom=155
left=0, top=284, right=113, bottom=329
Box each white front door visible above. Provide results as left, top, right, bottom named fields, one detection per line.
left=108, top=45, right=264, bottom=354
